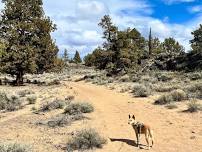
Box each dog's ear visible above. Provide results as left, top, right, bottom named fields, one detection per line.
left=132, top=115, right=135, bottom=119
left=129, top=115, right=131, bottom=119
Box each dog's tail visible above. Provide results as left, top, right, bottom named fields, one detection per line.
left=149, top=129, right=154, bottom=147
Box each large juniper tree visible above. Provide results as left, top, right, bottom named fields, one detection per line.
left=0, top=0, right=58, bottom=85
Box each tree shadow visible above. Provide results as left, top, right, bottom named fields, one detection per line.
left=110, top=138, right=146, bottom=148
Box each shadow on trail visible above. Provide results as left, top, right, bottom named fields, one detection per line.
left=110, top=138, right=147, bottom=147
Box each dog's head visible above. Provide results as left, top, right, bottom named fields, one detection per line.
left=128, top=114, right=136, bottom=125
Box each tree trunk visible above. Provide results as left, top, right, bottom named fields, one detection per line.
left=16, top=71, right=23, bottom=86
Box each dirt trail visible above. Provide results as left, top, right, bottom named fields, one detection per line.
left=0, top=81, right=201, bottom=152
left=70, top=81, right=202, bottom=152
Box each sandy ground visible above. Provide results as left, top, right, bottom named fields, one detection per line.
left=0, top=81, right=201, bottom=152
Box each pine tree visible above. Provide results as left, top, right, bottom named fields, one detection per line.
left=190, top=24, right=202, bottom=54
left=63, top=49, right=69, bottom=62
left=73, top=51, right=82, bottom=64
left=0, top=0, right=58, bottom=85
left=98, top=15, right=118, bottom=50
left=148, top=28, right=152, bottom=56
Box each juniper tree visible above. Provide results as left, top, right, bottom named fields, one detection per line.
left=73, top=51, right=82, bottom=64
left=162, top=37, right=184, bottom=58
left=0, top=0, right=58, bottom=85
left=152, top=37, right=163, bottom=55
left=148, top=28, right=152, bottom=56
left=85, top=15, right=147, bottom=72
left=190, top=24, right=202, bottom=54
left=98, top=15, right=118, bottom=50
left=63, top=49, right=69, bottom=62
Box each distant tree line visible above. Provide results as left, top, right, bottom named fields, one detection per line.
left=84, top=15, right=202, bottom=73
left=62, top=49, right=82, bottom=64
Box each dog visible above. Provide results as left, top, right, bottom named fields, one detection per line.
left=128, top=115, right=154, bottom=149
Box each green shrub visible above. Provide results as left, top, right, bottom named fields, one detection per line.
left=155, top=89, right=187, bottom=105
left=27, top=95, right=37, bottom=104
left=40, top=99, right=66, bottom=112
left=170, top=89, right=187, bottom=101
left=0, top=92, right=9, bottom=110
left=155, top=94, right=173, bottom=105
left=65, top=95, right=75, bottom=101
left=67, top=128, right=106, bottom=151
left=185, top=83, right=202, bottom=99
left=155, top=72, right=173, bottom=82
left=188, top=72, right=202, bottom=80
left=6, top=95, right=22, bottom=111
left=47, top=114, right=84, bottom=128
left=119, top=75, right=130, bottom=82
left=0, top=93, right=22, bottom=111
left=47, top=79, right=61, bottom=85
left=187, top=100, right=202, bottom=113
left=18, top=90, right=33, bottom=97
left=0, top=142, right=31, bottom=152
left=133, top=84, right=151, bottom=97
left=154, top=84, right=179, bottom=92
left=64, top=102, right=94, bottom=115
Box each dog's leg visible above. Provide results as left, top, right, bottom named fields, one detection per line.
left=135, top=132, right=140, bottom=148
left=149, top=130, right=154, bottom=147
left=145, top=132, right=150, bottom=150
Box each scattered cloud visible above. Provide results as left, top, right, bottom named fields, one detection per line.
left=0, top=0, right=201, bottom=57
left=163, top=0, right=195, bottom=5
left=189, top=5, right=202, bottom=13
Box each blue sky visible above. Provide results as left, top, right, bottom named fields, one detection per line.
left=1, top=0, right=202, bottom=57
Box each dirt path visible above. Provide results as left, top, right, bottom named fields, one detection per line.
left=0, top=81, right=201, bottom=152
left=70, top=81, right=202, bottom=152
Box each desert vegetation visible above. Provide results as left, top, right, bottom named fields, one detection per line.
left=0, top=142, right=31, bottom=152
left=0, top=0, right=202, bottom=152
left=67, top=128, right=107, bottom=151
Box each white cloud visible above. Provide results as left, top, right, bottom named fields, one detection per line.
left=0, top=2, right=4, bottom=10
left=163, top=0, right=195, bottom=5
left=0, top=0, right=201, bottom=56
left=189, top=5, right=202, bottom=13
